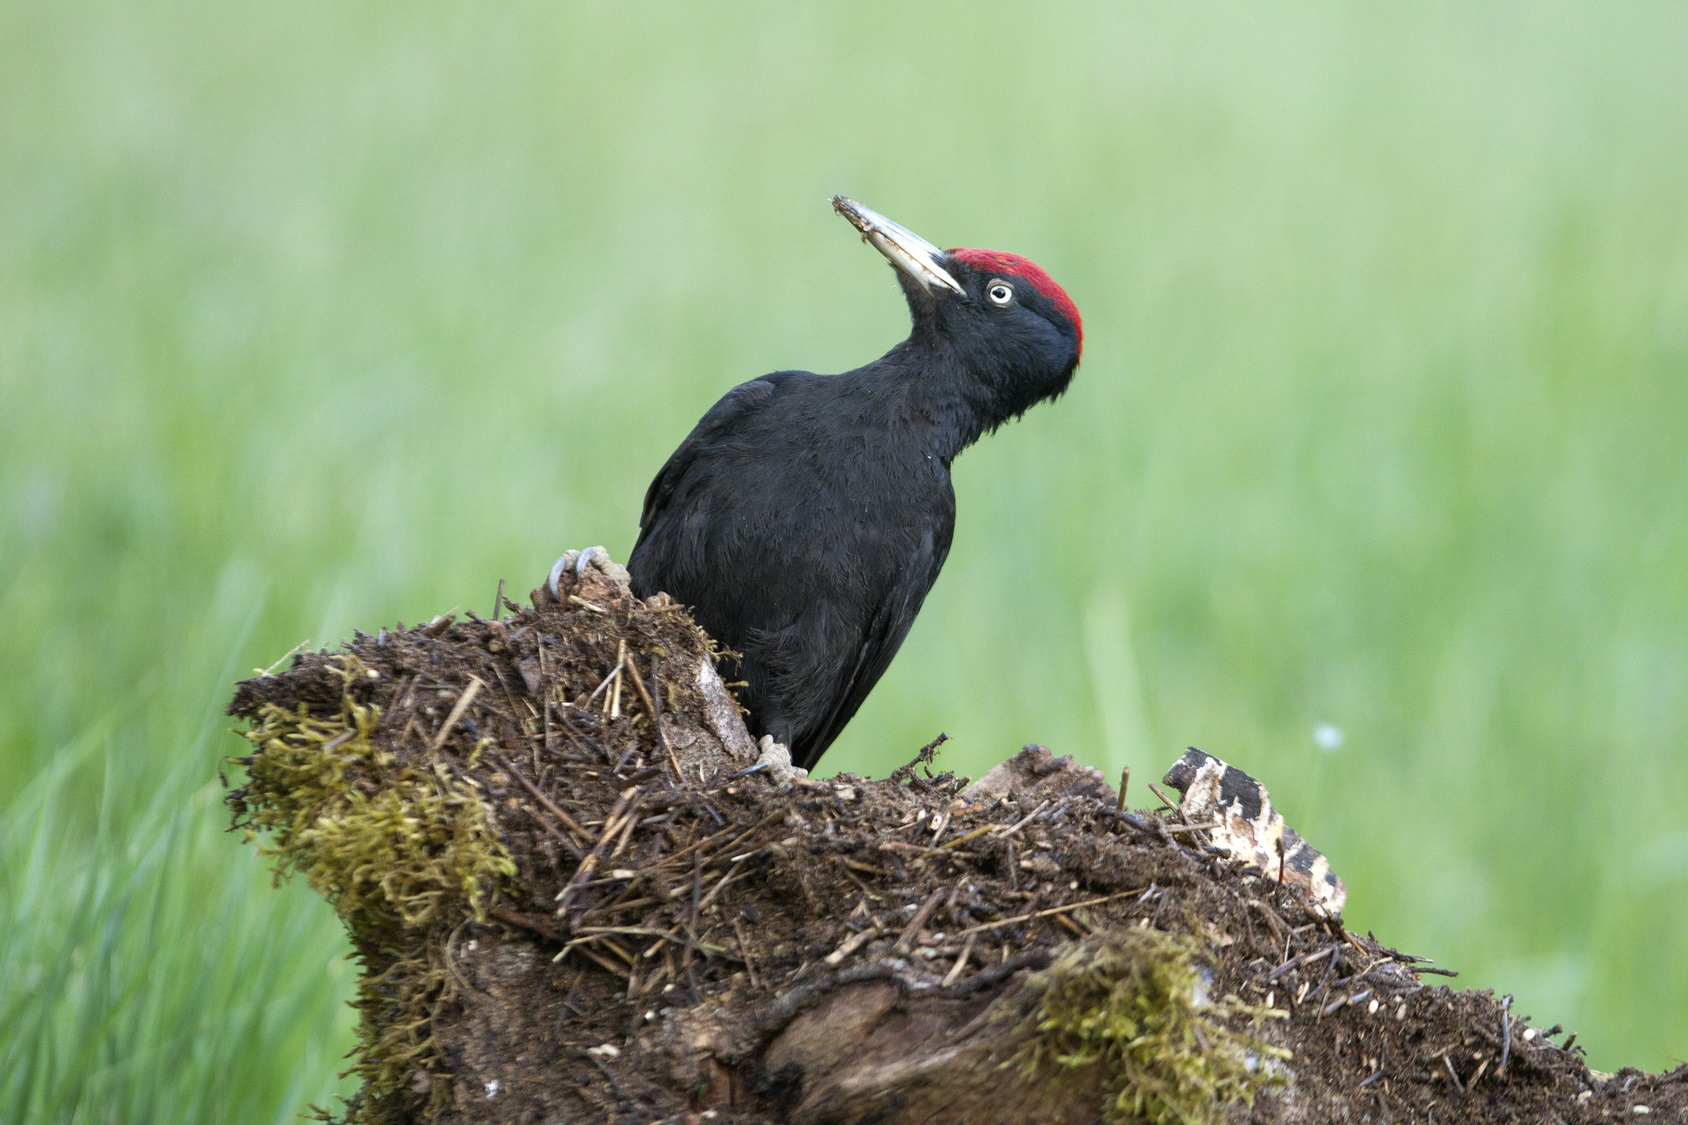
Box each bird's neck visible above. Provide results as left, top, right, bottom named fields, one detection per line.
left=877, top=337, right=1040, bottom=464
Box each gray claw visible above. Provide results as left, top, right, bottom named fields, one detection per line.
left=547, top=546, right=631, bottom=601
left=547, top=552, right=580, bottom=599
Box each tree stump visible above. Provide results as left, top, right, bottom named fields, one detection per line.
left=227, top=560, right=1688, bottom=1124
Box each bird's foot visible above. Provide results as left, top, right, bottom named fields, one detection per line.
left=748, top=734, right=809, bottom=789
left=545, top=546, right=631, bottom=601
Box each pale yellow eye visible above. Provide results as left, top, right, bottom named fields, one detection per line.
left=987, top=281, right=1014, bottom=306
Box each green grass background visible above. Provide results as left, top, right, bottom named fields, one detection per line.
left=3, top=1, right=1686, bottom=1117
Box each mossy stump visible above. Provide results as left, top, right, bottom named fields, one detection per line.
left=228, top=563, right=1688, bottom=1124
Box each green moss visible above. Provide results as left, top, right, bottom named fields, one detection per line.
left=1019, top=929, right=1289, bottom=1125
left=228, top=655, right=515, bottom=1122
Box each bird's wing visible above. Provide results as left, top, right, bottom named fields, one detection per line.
left=792, top=518, right=952, bottom=770
left=635, top=374, right=788, bottom=538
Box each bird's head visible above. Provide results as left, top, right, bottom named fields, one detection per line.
left=833, top=196, right=1082, bottom=426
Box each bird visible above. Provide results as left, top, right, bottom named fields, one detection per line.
left=556, top=197, right=1082, bottom=775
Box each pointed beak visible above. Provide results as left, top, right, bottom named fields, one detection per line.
left=832, top=196, right=966, bottom=298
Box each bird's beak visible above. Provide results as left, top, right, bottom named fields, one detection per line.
left=832, top=196, right=966, bottom=298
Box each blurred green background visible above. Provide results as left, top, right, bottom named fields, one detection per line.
left=4, top=1, right=1686, bottom=1118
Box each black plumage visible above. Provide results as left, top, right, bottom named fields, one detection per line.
left=627, top=199, right=1082, bottom=770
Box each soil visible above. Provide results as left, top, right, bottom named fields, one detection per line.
left=227, top=564, right=1688, bottom=1125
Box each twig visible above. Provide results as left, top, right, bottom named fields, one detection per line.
left=555, top=787, right=637, bottom=913
left=582, top=657, right=624, bottom=707
left=563, top=942, right=627, bottom=977
left=621, top=653, right=658, bottom=723
left=656, top=812, right=780, bottom=869
left=841, top=858, right=891, bottom=879
left=944, top=948, right=1052, bottom=995
left=609, top=791, right=644, bottom=859
left=733, top=919, right=761, bottom=989
left=582, top=1050, right=631, bottom=1104
left=699, top=815, right=779, bottom=865
left=952, top=889, right=1142, bottom=939
left=590, top=933, right=637, bottom=967
left=1499, top=994, right=1512, bottom=1075
left=1322, top=988, right=1369, bottom=1016
left=941, top=933, right=976, bottom=987
left=1249, top=900, right=1290, bottom=942
left=890, top=732, right=949, bottom=783
left=1112, top=809, right=1162, bottom=839
left=609, top=639, right=626, bottom=718
left=485, top=661, right=525, bottom=734
left=492, top=577, right=505, bottom=620
left=1147, top=782, right=1181, bottom=813
left=257, top=638, right=312, bottom=677
left=429, top=676, right=484, bottom=751
left=939, top=824, right=997, bottom=851
left=542, top=691, right=555, bottom=758
left=1000, top=800, right=1051, bottom=839
left=571, top=925, right=687, bottom=941
left=895, top=888, right=945, bottom=953
left=1116, top=765, right=1130, bottom=814
left=823, top=924, right=882, bottom=967
left=623, top=651, right=681, bottom=783
left=320, top=729, right=356, bottom=755
left=496, top=754, right=590, bottom=852
left=579, top=892, right=658, bottom=922
left=879, top=839, right=952, bottom=856
left=1268, top=943, right=1337, bottom=982
left=918, top=731, right=951, bottom=760
left=489, top=902, right=564, bottom=940
left=682, top=854, right=703, bottom=971
left=695, top=861, right=745, bottom=915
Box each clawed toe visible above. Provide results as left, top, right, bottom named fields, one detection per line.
left=546, top=546, right=632, bottom=601
left=546, top=551, right=581, bottom=599
left=575, top=545, right=606, bottom=576
left=752, top=734, right=809, bottom=789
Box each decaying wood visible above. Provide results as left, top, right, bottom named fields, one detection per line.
left=228, top=561, right=1688, bottom=1125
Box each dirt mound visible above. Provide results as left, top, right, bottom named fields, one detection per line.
left=227, top=562, right=1688, bottom=1124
